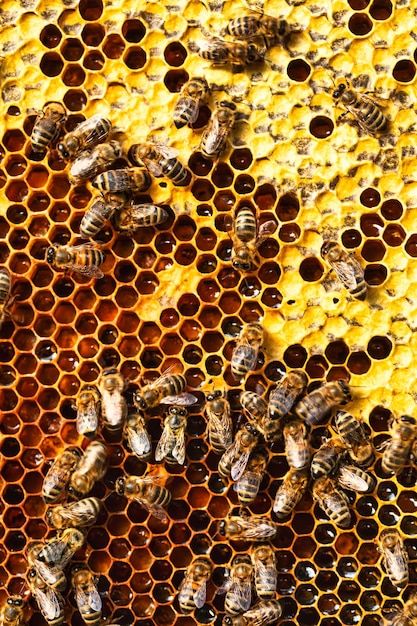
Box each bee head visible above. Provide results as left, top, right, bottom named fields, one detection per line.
left=338, top=380, right=351, bottom=401
left=332, top=82, right=347, bottom=100
left=134, top=392, right=147, bottom=410
left=57, top=143, right=70, bottom=159
left=217, top=520, right=226, bottom=536
left=46, top=246, right=56, bottom=264
left=116, top=476, right=125, bottom=495
left=8, top=597, right=24, bottom=607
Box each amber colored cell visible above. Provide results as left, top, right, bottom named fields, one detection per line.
left=360, top=213, right=384, bottom=237
left=163, top=68, right=188, bottom=92
left=63, top=89, right=87, bottom=111
left=287, top=59, right=311, bottom=82
left=102, top=34, right=125, bottom=59
left=5, top=155, right=27, bottom=177
left=309, top=116, right=334, bottom=138
left=3, top=130, right=26, bottom=152
left=279, top=223, right=301, bottom=242
left=136, top=272, right=159, bottom=295
left=7, top=205, right=26, bottom=225
left=40, top=52, right=64, bottom=76
left=405, top=233, right=417, bottom=257
left=189, top=153, right=213, bottom=177
left=341, top=229, right=362, bottom=249
left=299, top=257, right=324, bottom=282
left=83, top=50, right=105, bottom=71
left=393, top=59, right=416, bottom=82
left=124, top=45, right=147, bottom=68
left=212, top=163, right=234, bottom=188
left=164, top=42, right=187, bottom=67
left=191, top=179, right=215, bottom=202
left=5, top=181, right=28, bottom=203
left=348, top=12, right=373, bottom=34
left=61, top=37, right=84, bottom=61
left=361, top=240, right=385, bottom=262
left=122, top=18, right=146, bottom=42
left=180, top=320, right=201, bottom=342
left=62, top=64, right=86, bottom=87
left=380, top=199, right=402, bottom=220
left=360, top=188, right=380, bottom=207
left=383, top=223, right=406, bottom=246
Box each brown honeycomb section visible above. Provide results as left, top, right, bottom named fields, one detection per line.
left=1, top=0, right=417, bottom=626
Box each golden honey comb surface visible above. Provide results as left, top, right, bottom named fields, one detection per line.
left=1, top=0, right=417, bottom=625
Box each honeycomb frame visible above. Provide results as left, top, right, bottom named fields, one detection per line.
left=0, top=0, right=417, bottom=625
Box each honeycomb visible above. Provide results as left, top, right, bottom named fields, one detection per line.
left=1, top=0, right=417, bottom=624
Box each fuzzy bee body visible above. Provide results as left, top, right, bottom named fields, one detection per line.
left=251, top=544, right=277, bottom=600
left=0, top=268, right=12, bottom=329
left=198, top=38, right=265, bottom=66
left=116, top=474, right=171, bottom=520
left=71, top=563, right=102, bottom=626
left=155, top=406, right=188, bottom=465
left=99, top=367, right=127, bottom=434
left=282, top=417, right=310, bottom=470
left=130, top=143, right=191, bottom=186
left=27, top=569, right=65, bottom=626
left=31, top=102, right=66, bottom=153
left=333, top=81, right=387, bottom=134
left=80, top=192, right=128, bottom=240
left=231, top=322, right=264, bottom=379
left=218, top=423, right=260, bottom=481
left=310, top=438, right=344, bottom=480
left=178, top=557, right=212, bottom=613
left=134, top=372, right=187, bottom=411
left=46, top=243, right=105, bottom=279
left=321, top=240, right=366, bottom=300
left=92, top=167, right=151, bottom=193
left=200, top=100, right=236, bottom=158
left=70, top=140, right=123, bottom=180
left=68, top=441, right=107, bottom=498
left=336, top=464, right=376, bottom=493
left=382, top=414, right=417, bottom=475
left=42, top=448, right=82, bottom=503
left=269, top=370, right=308, bottom=421
left=58, top=114, right=111, bottom=160
left=27, top=542, right=67, bottom=591
left=0, top=596, right=25, bottom=626
left=36, top=528, right=87, bottom=569
left=205, top=389, right=233, bottom=454
left=76, top=384, right=101, bottom=440
left=228, top=211, right=276, bottom=273
left=174, top=77, right=209, bottom=128
left=335, top=410, right=374, bottom=467
left=312, top=476, right=351, bottom=529
left=273, top=468, right=309, bottom=518
left=235, top=447, right=269, bottom=505
left=378, top=529, right=409, bottom=588
left=112, top=203, right=168, bottom=233
left=222, top=600, right=282, bottom=626
left=124, top=412, right=152, bottom=461
left=295, top=380, right=351, bottom=425
left=224, top=554, right=253, bottom=616
left=218, top=515, right=279, bottom=541
left=46, top=497, right=102, bottom=529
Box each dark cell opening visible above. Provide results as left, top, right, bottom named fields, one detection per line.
left=348, top=13, right=373, bottom=35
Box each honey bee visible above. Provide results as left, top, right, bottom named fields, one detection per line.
left=218, top=423, right=260, bottom=481
left=310, top=437, right=344, bottom=480
left=377, top=529, right=409, bottom=588
left=46, top=243, right=105, bottom=279
left=46, top=497, right=102, bottom=530
left=218, top=514, right=279, bottom=541
left=130, top=142, right=191, bottom=187
left=36, top=528, right=87, bottom=569
left=92, top=167, right=151, bottom=193
left=30, top=102, right=66, bottom=153
left=134, top=371, right=187, bottom=411
left=58, top=114, right=112, bottom=160
left=226, top=13, right=291, bottom=44
left=0, top=268, right=13, bottom=329
left=178, top=557, right=212, bottom=614
left=27, top=542, right=67, bottom=591
left=273, top=468, right=309, bottom=518
left=251, top=544, right=277, bottom=601
left=230, top=322, right=264, bottom=380
left=295, top=380, right=352, bottom=425
left=80, top=192, right=128, bottom=240
left=174, top=77, right=209, bottom=129
left=312, top=476, right=351, bottom=529
left=335, top=463, right=376, bottom=493
left=123, top=412, right=152, bottom=461
left=235, top=447, right=269, bottom=506
left=69, top=140, right=123, bottom=181
left=112, top=203, right=169, bottom=233
left=379, top=591, right=417, bottom=626
left=228, top=210, right=277, bottom=273
left=68, top=440, right=107, bottom=498
left=334, top=410, right=374, bottom=467
left=222, top=600, right=282, bottom=626
left=332, top=79, right=387, bottom=134
left=27, top=569, right=65, bottom=626
left=240, top=391, right=268, bottom=437
left=76, top=384, right=101, bottom=440
left=282, top=416, right=310, bottom=471
left=98, top=367, right=127, bottom=434
left=268, top=370, right=308, bottom=421
left=205, top=389, right=233, bottom=454
left=155, top=406, right=189, bottom=465
left=224, top=555, right=253, bottom=616
left=42, top=448, right=82, bottom=503
left=0, top=596, right=25, bottom=626
left=71, top=564, right=102, bottom=626
left=197, top=38, right=265, bottom=66
left=116, top=474, right=171, bottom=520
left=321, top=240, right=366, bottom=301
left=199, top=100, right=236, bottom=159
left=381, top=414, right=417, bottom=475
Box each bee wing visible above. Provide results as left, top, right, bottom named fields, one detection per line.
left=138, top=498, right=168, bottom=521
left=269, top=383, right=298, bottom=416
left=155, top=424, right=172, bottom=462
left=235, top=470, right=261, bottom=492
left=77, top=586, right=102, bottom=612
left=256, top=220, right=277, bottom=245
left=209, top=412, right=233, bottom=449
left=337, top=466, right=372, bottom=492
left=67, top=263, right=104, bottom=279
left=156, top=145, right=180, bottom=159
left=172, top=430, right=186, bottom=465
left=201, top=115, right=224, bottom=154
left=193, top=580, right=208, bottom=609
left=331, top=260, right=359, bottom=290
left=231, top=450, right=251, bottom=481
left=77, top=114, right=111, bottom=145
left=77, top=406, right=99, bottom=434
left=160, top=393, right=198, bottom=406
left=70, top=152, right=98, bottom=179
left=126, top=425, right=152, bottom=457
left=34, top=587, right=62, bottom=621
left=102, top=390, right=125, bottom=426
left=178, top=573, right=194, bottom=604
left=143, top=158, right=163, bottom=177
left=233, top=581, right=252, bottom=611
left=385, top=542, right=408, bottom=581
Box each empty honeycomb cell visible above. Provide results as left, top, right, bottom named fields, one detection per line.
left=61, top=37, right=84, bottom=61
left=211, top=163, right=234, bottom=189
left=164, top=42, right=187, bottom=67
left=287, top=59, right=311, bottom=82
left=392, top=59, right=416, bottom=82
left=102, top=34, right=125, bottom=59
left=5, top=155, right=27, bottom=177
left=299, top=257, right=325, bottom=282
left=348, top=12, right=373, bottom=34
left=383, top=223, right=406, bottom=246
left=40, top=52, right=65, bottom=77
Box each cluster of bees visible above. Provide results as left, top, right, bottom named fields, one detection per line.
left=0, top=3, right=410, bottom=626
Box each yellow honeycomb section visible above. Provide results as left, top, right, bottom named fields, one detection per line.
left=0, top=0, right=417, bottom=624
